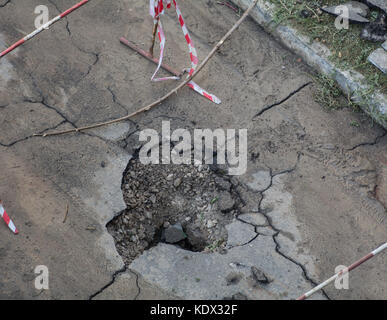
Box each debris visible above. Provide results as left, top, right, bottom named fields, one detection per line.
left=163, top=221, right=171, bottom=228
left=297, top=242, right=387, bottom=300
left=35, top=0, right=260, bottom=137
left=321, top=1, right=370, bottom=23
left=0, top=0, right=89, bottom=58
left=207, top=219, right=218, bottom=229
left=226, top=292, right=248, bottom=300
left=0, top=202, right=18, bottom=234
left=163, top=223, right=187, bottom=244
left=251, top=266, right=270, bottom=284
left=214, top=177, right=231, bottom=191
left=368, top=48, right=387, bottom=73
left=218, top=191, right=235, bottom=213
left=361, top=13, right=387, bottom=42
left=63, top=203, right=69, bottom=223
left=300, top=9, right=312, bottom=19
left=382, top=40, right=387, bottom=50
left=173, top=178, right=182, bottom=188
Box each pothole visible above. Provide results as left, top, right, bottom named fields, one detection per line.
left=107, top=153, right=241, bottom=265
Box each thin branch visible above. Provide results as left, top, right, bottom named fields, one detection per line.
left=35, top=0, right=259, bottom=137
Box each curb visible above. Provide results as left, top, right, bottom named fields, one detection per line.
left=231, top=0, right=387, bottom=129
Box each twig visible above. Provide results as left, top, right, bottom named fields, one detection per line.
left=63, top=203, right=69, bottom=223
left=34, top=0, right=259, bottom=137
left=305, top=4, right=321, bottom=22
left=278, top=0, right=291, bottom=14
left=217, top=1, right=238, bottom=13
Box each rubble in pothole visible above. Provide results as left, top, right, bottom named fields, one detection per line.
left=107, top=156, right=243, bottom=264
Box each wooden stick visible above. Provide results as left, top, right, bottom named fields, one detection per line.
left=149, top=19, right=159, bottom=57
left=63, top=203, right=69, bottom=223
left=35, top=0, right=258, bottom=137
left=120, top=37, right=183, bottom=77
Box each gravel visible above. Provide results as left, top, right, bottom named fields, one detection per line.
left=107, top=155, right=241, bottom=264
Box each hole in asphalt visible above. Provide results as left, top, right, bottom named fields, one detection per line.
left=107, top=151, right=241, bottom=265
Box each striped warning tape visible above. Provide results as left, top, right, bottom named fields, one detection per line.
left=149, top=0, right=221, bottom=104
left=0, top=202, right=18, bottom=234
left=297, top=242, right=387, bottom=300
left=0, top=0, right=89, bottom=58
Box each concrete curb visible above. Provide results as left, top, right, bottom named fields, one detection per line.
left=231, top=0, right=387, bottom=129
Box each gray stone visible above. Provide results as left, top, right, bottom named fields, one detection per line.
left=382, top=40, right=387, bottom=50
left=365, top=0, right=387, bottom=14
left=164, top=223, right=187, bottom=244
left=251, top=266, right=270, bottom=284
left=322, top=1, right=370, bottom=23
left=173, top=178, right=182, bottom=188
left=238, top=213, right=267, bottom=226
left=368, top=48, right=387, bottom=73
left=226, top=220, right=257, bottom=247
left=218, top=191, right=235, bottom=212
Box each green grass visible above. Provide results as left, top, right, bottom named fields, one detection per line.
left=312, top=73, right=344, bottom=109
left=268, top=0, right=387, bottom=95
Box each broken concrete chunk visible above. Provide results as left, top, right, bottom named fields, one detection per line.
left=214, top=176, right=231, bottom=191
left=365, top=0, right=387, bottom=14
left=226, top=220, right=256, bottom=247
left=361, top=13, right=387, bottom=42
left=368, top=48, right=387, bottom=73
left=244, top=170, right=271, bottom=192
left=251, top=266, right=270, bottom=284
left=382, top=40, right=387, bottom=50
left=218, top=191, right=235, bottom=212
left=321, top=1, right=370, bottom=23
left=164, top=223, right=187, bottom=244
left=238, top=213, right=267, bottom=226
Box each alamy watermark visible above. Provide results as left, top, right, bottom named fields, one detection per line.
left=334, top=265, right=349, bottom=290
left=34, top=5, right=49, bottom=29
left=34, top=265, right=49, bottom=290
left=334, top=5, right=365, bottom=30
left=138, top=121, right=248, bottom=175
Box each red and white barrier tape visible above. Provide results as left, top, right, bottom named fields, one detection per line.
left=297, top=242, right=387, bottom=300
left=0, top=0, right=89, bottom=58
left=149, top=0, right=221, bottom=104
left=0, top=203, right=18, bottom=234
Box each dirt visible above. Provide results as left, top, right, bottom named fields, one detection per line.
left=0, top=0, right=386, bottom=299
left=108, top=156, right=236, bottom=263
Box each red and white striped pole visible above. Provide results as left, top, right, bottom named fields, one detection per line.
left=297, top=242, right=387, bottom=300
left=0, top=0, right=89, bottom=59
left=0, top=202, right=19, bottom=234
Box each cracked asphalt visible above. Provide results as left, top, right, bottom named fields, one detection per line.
left=0, top=0, right=386, bottom=300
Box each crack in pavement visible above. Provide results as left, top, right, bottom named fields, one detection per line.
left=131, top=269, right=141, bottom=300
left=253, top=82, right=312, bottom=119
left=0, top=0, right=11, bottom=8
left=253, top=154, right=331, bottom=299
left=347, top=131, right=387, bottom=151
left=48, top=0, right=101, bottom=83
left=107, top=86, right=131, bottom=116
left=89, top=265, right=128, bottom=300
left=214, top=154, right=331, bottom=298
left=0, top=120, right=66, bottom=147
